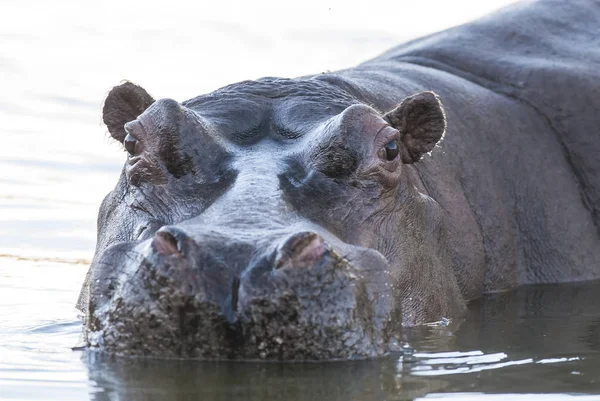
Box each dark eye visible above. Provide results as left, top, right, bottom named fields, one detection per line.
left=124, top=134, right=139, bottom=156
left=379, top=140, right=399, bottom=161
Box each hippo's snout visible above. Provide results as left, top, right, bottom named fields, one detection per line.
left=86, top=225, right=399, bottom=360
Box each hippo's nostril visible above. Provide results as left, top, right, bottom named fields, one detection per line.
left=151, top=230, right=182, bottom=256
left=274, top=231, right=327, bottom=269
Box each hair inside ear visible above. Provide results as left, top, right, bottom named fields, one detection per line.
left=383, top=91, right=446, bottom=164
left=103, top=82, right=155, bottom=143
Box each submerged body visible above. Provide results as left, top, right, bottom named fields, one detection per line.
left=79, top=0, right=600, bottom=359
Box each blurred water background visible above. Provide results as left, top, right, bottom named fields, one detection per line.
left=3, top=1, right=600, bottom=400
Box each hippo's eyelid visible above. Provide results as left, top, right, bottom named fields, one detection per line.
left=124, top=119, right=150, bottom=139
left=374, top=126, right=400, bottom=149
left=375, top=124, right=391, bottom=137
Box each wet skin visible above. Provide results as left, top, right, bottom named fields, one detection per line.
left=79, top=0, right=600, bottom=359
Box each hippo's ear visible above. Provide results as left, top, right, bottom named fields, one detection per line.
left=383, top=91, right=446, bottom=164
left=103, top=82, right=155, bottom=142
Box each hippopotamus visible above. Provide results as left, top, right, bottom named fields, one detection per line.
left=77, top=0, right=600, bottom=360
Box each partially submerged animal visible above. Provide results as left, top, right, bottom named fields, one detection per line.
left=78, top=0, right=600, bottom=359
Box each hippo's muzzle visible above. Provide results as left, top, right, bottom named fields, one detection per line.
left=86, top=226, right=401, bottom=360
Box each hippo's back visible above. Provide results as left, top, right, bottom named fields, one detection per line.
left=376, top=0, right=600, bottom=230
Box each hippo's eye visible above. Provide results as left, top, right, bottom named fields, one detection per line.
left=379, top=140, right=399, bottom=161
left=124, top=134, right=139, bottom=156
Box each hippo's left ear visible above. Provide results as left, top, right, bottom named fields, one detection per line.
left=103, top=82, right=155, bottom=143
left=383, top=91, right=446, bottom=164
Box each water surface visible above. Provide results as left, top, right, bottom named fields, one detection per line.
left=3, top=256, right=600, bottom=400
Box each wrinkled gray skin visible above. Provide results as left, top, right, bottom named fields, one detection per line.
left=79, top=0, right=600, bottom=360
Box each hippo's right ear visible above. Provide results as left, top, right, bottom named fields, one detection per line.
left=103, top=82, right=155, bottom=142
left=383, top=91, right=446, bottom=164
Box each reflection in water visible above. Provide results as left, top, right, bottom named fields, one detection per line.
left=87, top=357, right=401, bottom=401
left=79, top=280, right=600, bottom=400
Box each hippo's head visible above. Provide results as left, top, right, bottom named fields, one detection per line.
left=78, top=78, right=464, bottom=360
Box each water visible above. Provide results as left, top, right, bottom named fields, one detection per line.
left=2, top=0, right=599, bottom=399
left=3, top=257, right=600, bottom=400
